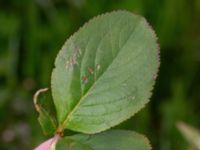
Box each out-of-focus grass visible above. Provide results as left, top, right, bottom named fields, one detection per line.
left=0, top=0, right=200, bottom=149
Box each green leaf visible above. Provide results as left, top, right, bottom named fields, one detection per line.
left=38, top=107, right=57, bottom=135
left=34, top=88, right=57, bottom=135
left=56, top=130, right=151, bottom=150
left=177, top=121, right=200, bottom=149
left=51, top=10, right=159, bottom=133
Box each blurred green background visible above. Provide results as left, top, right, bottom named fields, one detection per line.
left=0, top=0, right=200, bottom=149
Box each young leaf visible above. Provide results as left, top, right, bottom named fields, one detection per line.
left=56, top=130, right=151, bottom=150
left=38, top=107, right=57, bottom=135
left=51, top=10, right=159, bottom=134
left=34, top=88, right=57, bottom=135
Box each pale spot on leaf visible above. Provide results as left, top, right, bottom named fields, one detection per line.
left=65, top=55, right=78, bottom=69
left=88, top=67, right=94, bottom=74
left=96, top=64, right=101, bottom=71
left=82, top=76, right=88, bottom=84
